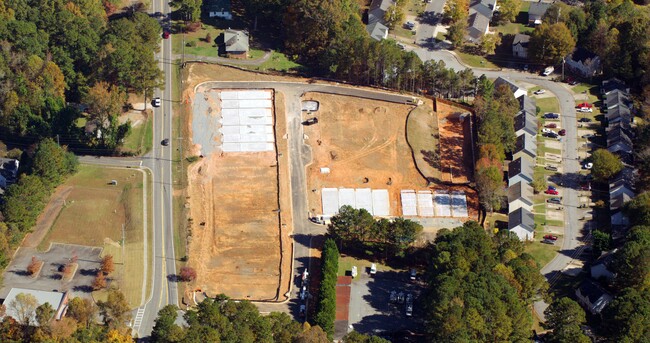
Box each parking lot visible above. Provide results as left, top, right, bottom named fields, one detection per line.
left=347, top=269, right=424, bottom=336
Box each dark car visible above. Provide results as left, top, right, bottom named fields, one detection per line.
left=579, top=182, right=591, bottom=190
left=544, top=123, right=557, bottom=128
left=578, top=118, right=592, bottom=122
left=547, top=185, right=557, bottom=191
left=161, top=138, right=169, bottom=146
left=543, top=113, right=559, bottom=119
left=162, top=31, right=170, bottom=39
left=541, top=239, right=556, bottom=245
left=545, top=165, right=558, bottom=171
left=558, top=129, right=566, bottom=136
left=548, top=197, right=562, bottom=204
left=302, top=117, right=319, bottom=126
left=544, top=132, right=559, bottom=138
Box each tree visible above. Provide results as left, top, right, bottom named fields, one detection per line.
left=592, top=149, right=623, bottom=181
left=314, top=238, right=339, bottom=340
left=92, top=271, right=107, bottom=290
left=295, top=322, right=330, bottom=343
left=9, top=292, right=38, bottom=325
left=444, top=0, right=469, bottom=23
left=625, top=193, right=650, bottom=227
left=179, top=266, right=197, bottom=282
left=27, top=256, right=41, bottom=276
left=387, top=218, right=423, bottom=256
left=602, top=287, right=650, bottom=342
left=343, top=331, right=391, bottom=343
left=49, top=317, right=77, bottom=341
left=447, top=21, right=466, bottom=49
left=531, top=173, right=546, bottom=194
left=101, top=255, right=115, bottom=275
left=544, top=298, right=590, bottom=343
left=529, top=22, right=576, bottom=64
left=592, top=230, right=611, bottom=255
left=497, top=0, right=522, bottom=23
left=32, top=138, right=78, bottom=187
left=152, top=305, right=184, bottom=343
left=475, top=164, right=505, bottom=213
left=67, top=297, right=97, bottom=328
left=98, top=289, right=132, bottom=329
left=480, top=34, right=501, bottom=55
left=170, top=0, right=203, bottom=22
left=328, top=205, right=374, bottom=246
left=205, top=32, right=212, bottom=43
left=384, top=4, right=405, bottom=29
left=35, top=302, right=55, bottom=327
left=612, top=226, right=650, bottom=291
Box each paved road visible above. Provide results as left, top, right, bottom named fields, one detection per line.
left=415, top=0, right=446, bottom=48
left=174, top=51, right=272, bottom=65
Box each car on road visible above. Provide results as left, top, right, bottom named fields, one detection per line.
left=543, top=112, right=560, bottom=119
left=161, top=138, right=169, bottom=146
left=578, top=107, right=593, bottom=113
left=410, top=269, right=417, bottom=280
left=397, top=43, right=406, bottom=50
left=548, top=197, right=562, bottom=204
left=300, top=286, right=307, bottom=300
left=544, top=234, right=559, bottom=240
left=578, top=118, right=592, bottom=122
left=302, top=117, right=319, bottom=126
left=533, top=89, right=546, bottom=95
left=542, top=66, right=554, bottom=76
left=558, top=129, right=566, bottom=136
left=583, top=162, right=593, bottom=169
left=545, top=165, right=559, bottom=171
left=544, top=123, right=557, bottom=128
left=582, top=133, right=595, bottom=139
left=162, top=30, right=170, bottom=39
left=152, top=97, right=161, bottom=107
left=545, top=189, right=559, bottom=195
left=541, top=239, right=556, bottom=245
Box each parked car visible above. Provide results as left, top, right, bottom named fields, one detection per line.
left=397, top=43, right=406, bottom=50
left=583, top=162, right=593, bottom=170
left=544, top=123, right=557, bottom=128
left=162, top=30, right=170, bottom=39
left=397, top=292, right=405, bottom=304
left=302, top=117, right=319, bottom=126
left=578, top=118, right=592, bottom=122
left=152, top=97, right=161, bottom=107
left=548, top=197, right=562, bottom=204
left=582, top=133, right=595, bottom=139
left=558, top=129, right=566, bottom=136
left=405, top=21, right=415, bottom=29
left=370, top=263, right=377, bottom=275
left=547, top=185, right=557, bottom=191
left=300, top=286, right=307, bottom=300
left=578, top=107, right=593, bottom=113
left=390, top=290, right=397, bottom=303
left=533, top=89, right=546, bottom=95
left=302, top=268, right=309, bottom=281
left=299, top=305, right=306, bottom=317
left=542, top=128, right=555, bottom=134
left=542, top=66, right=554, bottom=76
left=544, top=234, right=559, bottom=241
left=406, top=303, right=413, bottom=317
left=410, top=269, right=416, bottom=280
left=541, top=239, right=556, bottom=245
left=545, top=189, right=559, bottom=195
left=543, top=112, right=560, bottom=119
left=545, top=165, right=559, bottom=171
left=579, top=181, right=591, bottom=190
left=161, top=138, right=169, bottom=146
left=569, top=80, right=579, bottom=85
left=544, top=132, right=559, bottom=138
left=523, top=64, right=529, bottom=71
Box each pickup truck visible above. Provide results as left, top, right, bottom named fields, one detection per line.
left=542, top=66, right=554, bottom=76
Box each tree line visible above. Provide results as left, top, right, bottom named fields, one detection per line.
left=0, top=0, right=163, bottom=153
left=0, top=138, right=78, bottom=269
left=313, top=238, right=338, bottom=340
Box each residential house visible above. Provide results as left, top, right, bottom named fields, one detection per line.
left=3, top=288, right=69, bottom=322
left=223, top=29, right=249, bottom=59
left=528, top=0, right=551, bottom=25
left=508, top=181, right=534, bottom=213
left=0, top=158, right=19, bottom=188
left=575, top=280, right=613, bottom=315
left=607, top=125, right=633, bottom=156
left=590, top=249, right=617, bottom=281
left=494, top=77, right=527, bottom=99
left=566, top=48, right=601, bottom=78
left=606, top=106, right=633, bottom=127
left=367, top=22, right=389, bottom=41
left=512, top=34, right=530, bottom=59
left=206, top=0, right=233, bottom=20
left=519, top=94, right=536, bottom=116
left=514, top=111, right=537, bottom=137
left=601, top=78, right=630, bottom=95
left=508, top=207, right=535, bottom=241
left=508, top=157, right=534, bottom=186
left=467, top=0, right=496, bottom=42
left=514, top=133, right=537, bottom=161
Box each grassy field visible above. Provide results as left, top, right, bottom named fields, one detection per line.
left=525, top=239, right=560, bottom=270
left=121, top=115, right=153, bottom=155
left=256, top=51, right=302, bottom=72
left=456, top=51, right=499, bottom=69
left=171, top=25, right=223, bottom=57
left=406, top=103, right=441, bottom=180
left=536, top=97, right=560, bottom=114
left=337, top=255, right=394, bottom=277
left=40, top=165, right=150, bottom=308
left=494, top=22, right=534, bottom=35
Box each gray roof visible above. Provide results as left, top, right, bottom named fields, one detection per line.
left=528, top=1, right=551, bottom=20
left=602, top=78, right=628, bottom=94
left=508, top=181, right=534, bottom=205
left=3, top=288, right=67, bottom=323
left=368, top=0, right=394, bottom=26
left=513, top=34, right=530, bottom=48
left=224, top=29, right=249, bottom=52
left=593, top=249, right=617, bottom=269
left=607, top=126, right=633, bottom=152
left=514, top=111, right=538, bottom=136
left=508, top=207, right=535, bottom=232
left=606, top=106, right=632, bottom=125
left=576, top=280, right=612, bottom=313
left=515, top=133, right=537, bottom=158
left=606, top=90, right=631, bottom=109
left=494, top=77, right=523, bottom=96
left=366, top=22, right=389, bottom=41
left=467, top=12, right=490, bottom=41
left=508, top=157, right=534, bottom=180
left=519, top=94, right=536, bottom=115
left=611, top=167, right=635, bottom=186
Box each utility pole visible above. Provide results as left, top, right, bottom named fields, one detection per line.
left=56, top=134, right=60, bottom=146
left=562, top=58, right=565, bottom=81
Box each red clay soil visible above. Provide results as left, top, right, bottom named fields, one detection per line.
left=336, top=276, right=352, bottom=321
left=436, top=101, right=474, bottom=185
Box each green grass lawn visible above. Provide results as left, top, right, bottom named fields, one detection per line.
left=456, top=51, right=499, bottom=69
left=571, top=83, right=595, bottom=94
left=255, top=51, right=302, bottom=72
left=337, top=255, right=394, bottom=277
left=171, top=25, right=223, bottom=57
left=436, top=31, right=447, bottom=41
left=494, top=22, right=534, bottom=35
left=249, top=49, right=266, bottom=59
left=536, top=97, right=560, bottom=114
left=121, top=115, right=153, bottom=155
left=525, top=240, right=560, bottom=269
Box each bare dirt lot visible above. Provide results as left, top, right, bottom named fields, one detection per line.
left=302, top=93, right=428, bottom=216
left=436, top=100, right=473, bottom=185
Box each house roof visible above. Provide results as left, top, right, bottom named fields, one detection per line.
left=3, top=288, right=67, bottom=323
left=513, top=34, right=530, bottom=48
left=514, top=111, right=537, bottom=136
left=611, top=167, right=635, bottom=186
left=569, top=47, right=599, bottom=64
left=606, top=90, right=631, bottom=109
left=368, top=0, right=394, bottom=26
left=593, top=249, right=618, bottom=268
left=606, top=106, right=632, bottom=124
left=610, top=190, right=634, bottom=211
left=366, top=22, right=389, bottom=41
left=508, top=157, right=534, bottom=180
left=607, top=126, right=633, bottom=151
left=577, top=280, right=612, bottom=311
left=528, top=1, right=551, bottom=19
left=602, top=78, right=628, bottom=94
left=515, top=133, right=537, bottom=157
left=508, top=181, right=534, bottom=205
left=494, top=77, right=524, bottom=97
left=508, top=207, right=535, bottom=231
left=205, top=0, right=231, bottom=11
left=224, top=29, right=249, bottom=52
left=518, top=94, right=536, bottom=115
left=467, top=12, right=490, bottom=41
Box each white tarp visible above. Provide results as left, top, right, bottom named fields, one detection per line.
left=221, top=108, right=272, bottom=118
left=338, top=188, right=356, bottom=209
left=217, top=89, right=275, bottom=153
left=221, top=142, right=274, bottom=152
left=221, top=133, right=274, bottom=143
left=451, top=192, right=469, bottom=218
left=322, top=188, right=339, bottom=217
left=372, top=190, right=390, bottom=216
left=221, top=90, right=272, bottom=100
left=221, top=99, right=272, bottom=109
left=417, top=190, right=435, bottom=217
left=220, top=125, right=273, bottom=135
left=355, top=188, right=373, bottom=214
left=401, top=190, right=418, bottom=216
left=434, top=191, right=452, bottom=217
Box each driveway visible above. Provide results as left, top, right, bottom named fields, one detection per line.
left=416, top=0, right=447, bottom=48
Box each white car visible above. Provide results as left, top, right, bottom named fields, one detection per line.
left=578, top=107, right=593, bottom=113
left=152, top=97, right=161, bottom=107
left=542, top=128, right=556, bottom=134
left=583, top=162, right=593, bottom=170
left=370, top=263, right=377, bottom=275
left=533, top=89, right=546, bottom=95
